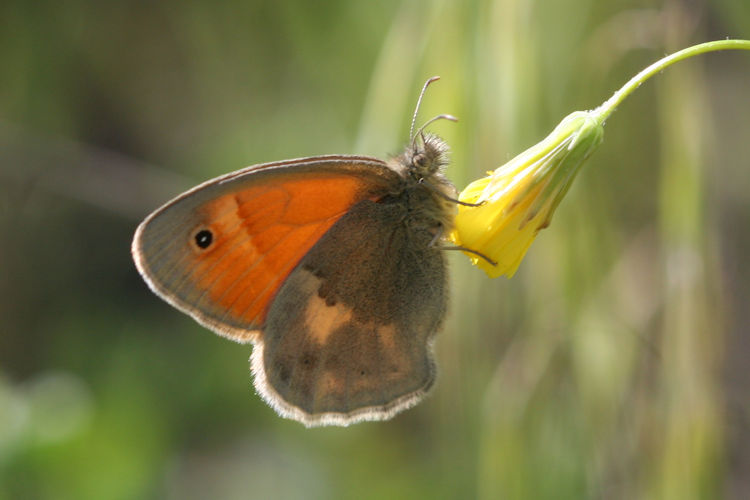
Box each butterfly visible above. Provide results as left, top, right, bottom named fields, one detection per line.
left=132, top=77, right=467, bottom=426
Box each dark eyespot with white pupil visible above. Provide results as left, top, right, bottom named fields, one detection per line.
left=194, top=229, right=213, bottom=249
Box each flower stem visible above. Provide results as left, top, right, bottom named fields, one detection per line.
left=591, top=39, right=750, bottom=124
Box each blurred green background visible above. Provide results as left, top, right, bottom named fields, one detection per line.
left=1, top=0, right=749, bottom=499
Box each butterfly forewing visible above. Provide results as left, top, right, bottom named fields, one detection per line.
left=132, top=157, right=399, bottom=342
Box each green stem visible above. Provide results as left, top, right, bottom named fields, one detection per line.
left=591, top=39, right=750, bottom=124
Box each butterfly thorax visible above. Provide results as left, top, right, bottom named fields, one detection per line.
left=384, top=132, right=457, bottom=234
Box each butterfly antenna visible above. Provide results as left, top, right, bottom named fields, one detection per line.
left=411, top=114, right=458, bottom=149
left=409, top=76, right=441, bottom=140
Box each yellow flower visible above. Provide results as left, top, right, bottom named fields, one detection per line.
left=449, top=40, right=750, bottom=278
left=451, top=111, right=604, bottom=278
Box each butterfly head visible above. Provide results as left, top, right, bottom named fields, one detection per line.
left=402, top=132, right=450, bottom=181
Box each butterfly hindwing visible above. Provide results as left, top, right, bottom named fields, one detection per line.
left=252, top=197, right=447, bottom=426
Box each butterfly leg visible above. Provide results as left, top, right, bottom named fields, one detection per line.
left=419, top=178, right=485, bottom=207
left=428, top=223, right=497, bottom=266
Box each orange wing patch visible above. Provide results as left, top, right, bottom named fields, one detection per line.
left=303, top=294, right=354, bottom=345
left=186, top=175, right=372, bottom=330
